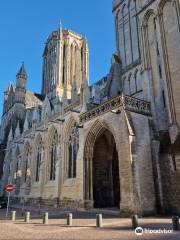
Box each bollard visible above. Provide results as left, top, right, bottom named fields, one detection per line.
left=38, top=203, right=41, bottom=215
left=21, top=201, right=25, bottom=216
left=11, top=211, right=16, bottom=221
left=172, top=216, right=180, bottom=231
left=96, top=214, right=103, bottom=228
left=43, top=212, right=48, bottom=224
left=132, top=214, right=138, bottom=229
left=67, top=213, right=73, bottom=226
left=24, top=212, right=30, bottom=223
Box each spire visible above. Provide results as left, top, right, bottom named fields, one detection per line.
left=24, top=113, right=29, bottom=131
left=16, top=63, right=27, bottom=89
left=15, top=121, right=21, bottom=137
left=8, top=127, right=13, bottom=142
left=59, top=18, right=62, bottom=31
left=17, top=62, right=27, bottom=78
left=58, top=18, right=63, bottom=38
left=5, top=82, right=14, bottom=94
left=82, top=36, right=88, bottom=52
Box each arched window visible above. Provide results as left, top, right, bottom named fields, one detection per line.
left=118, top=1, right=139, bottom=67
left=118, top=10, right=125, bottom=66
left=70, top=42, right=78, bottom=85
left=74, top=45, right=77, bottom=81
left=35, top=138, right=43, bottom=182
left=14, top=148, right=21, bottom=195
left=128, top=70, right=143, bottom=95
left=70, top=44, right=74, bottom=84
left=24, top=147, right=31, bottom=183
left=49, top=131, right=58, bottom=181
left=62, top=43, right=66, bottom=85
left=68, top=123, right=79, bottom=178
left=123, top=4, right=132, bottom=66
left=14, top=148, right=20, bottom=183
left=129, top=0, right=139, bottom=62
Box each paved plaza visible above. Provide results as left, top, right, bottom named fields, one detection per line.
left=0, top=208, right=180, bottom=240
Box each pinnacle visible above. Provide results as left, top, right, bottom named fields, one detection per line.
left=17, top=62, right=27, bottom=77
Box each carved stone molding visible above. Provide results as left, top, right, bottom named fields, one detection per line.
left=79, top=95, right=151, bottom=124
left=64, top=101, right=80, bottom=114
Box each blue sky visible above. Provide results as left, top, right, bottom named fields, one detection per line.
left=0, top=0, right=115, bottom=117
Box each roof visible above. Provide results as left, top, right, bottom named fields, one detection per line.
left=17, top=63, right=27, bottom=77
left=25, top=91, right=43, bottom=109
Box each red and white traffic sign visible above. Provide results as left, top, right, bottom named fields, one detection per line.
left=5, top=184, right=14, bottom=217
left=6, top=184, right=14, bottom=193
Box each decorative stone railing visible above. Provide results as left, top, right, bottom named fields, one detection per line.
left=124, top=95, right=151, bottom=115
left=79, top=95, right=151, bottom=124
left=64, top=101, right=80, bottom=114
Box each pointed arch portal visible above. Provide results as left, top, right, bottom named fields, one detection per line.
left=84, top=121, right=120, bottom=208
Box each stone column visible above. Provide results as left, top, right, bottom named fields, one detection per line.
left=129, top=135, right=142, bottom=215
left=84, top=154, right=94, bottom=209
left=117, top=116, right=136, bottom=215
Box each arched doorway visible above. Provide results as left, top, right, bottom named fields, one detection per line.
left=84, top=121, right=121, bottom=209
left=93, top=129, right=120, bottom=208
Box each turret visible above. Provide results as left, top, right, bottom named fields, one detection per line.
left=80, top=37, right=89, bottom=111
left=15, top=63, right=27, bottom=104
left=14, top=63, right=27, bottom=122
left=81, top=37, right=89, bottom=88
left=16, top=63, right=27, bottom=89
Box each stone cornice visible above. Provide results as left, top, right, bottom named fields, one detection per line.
left=79, top=95, right=151, bottom=124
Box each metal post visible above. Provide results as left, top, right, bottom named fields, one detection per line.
left=172, top=216, right=180, bottom=231
left=11, top=211, right=16, bottom=221
left=132, top=214, right=138, bottom=229
left=96, top=214, right=103, bottom=227
left=25, top=212, right=30, bottom=223
left=6, top=192, right=10, bottom=218
left=43, top=212, right=48, bottom=224
left=38, top=203, right=41, bottom=215
left=21, top=199, right=25, bottom=216
left=67, top=213, right=72, bottom=226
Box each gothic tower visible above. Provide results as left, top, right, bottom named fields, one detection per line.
left=42, top=22, right=89, bottom=106
left=14, top=63, right=27, bottom=120
left=0, top=63, right=27, bottom=143
left=15, top=63, right=27, bottom=103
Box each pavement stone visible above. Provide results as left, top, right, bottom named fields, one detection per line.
left=0, top=208, right=180, bottom=240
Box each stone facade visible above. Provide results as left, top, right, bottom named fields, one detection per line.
left=0, top=0, right=180, bottom=216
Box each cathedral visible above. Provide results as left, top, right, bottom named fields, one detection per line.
left=0, top=0, right=180, bottom=216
